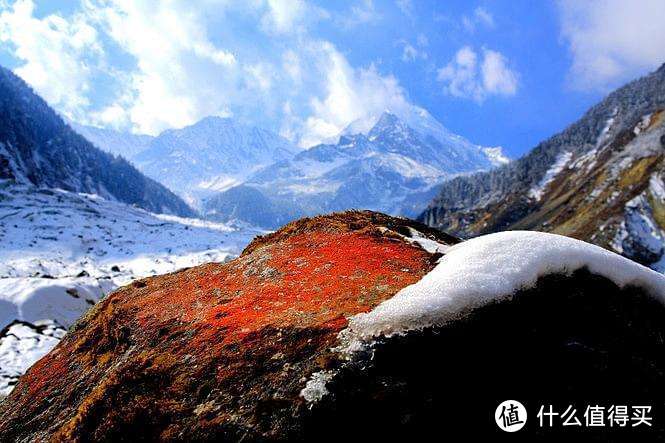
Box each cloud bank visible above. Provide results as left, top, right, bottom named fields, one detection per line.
left=0, top=0, right=415, bottom=148
left=558, top=0, right=665, bottom=91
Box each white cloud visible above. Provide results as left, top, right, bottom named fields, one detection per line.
left=82, top=0, right=238, bottom=135
left=261, top=0, right=304, bottom=34
left=401, top=43, right=419, bottom=62
left=0, top=0, right=103, bottom=121
left=437, top=46, right=518, bottom=102
left=395, top=0, right=413, bottom=18
left=260, top=0, right=329, bottom=34
left=473, top=7, right=494, bottom=28
left=398, top=34, right=428, bottom=63
left=341, top=0, right=380, bottom=28
left=298, top=41, right=413, bottom=147
left=0, top=0, right=418, bottom=148
left=462, top=6, right=494, bottom=33
left=245, top=63, right=274, bottom=91
left=481, top=50, right=517, bottom=96
left=90, top=102, right=129, bottom=129
left=558, top=0, right=665, bottom=91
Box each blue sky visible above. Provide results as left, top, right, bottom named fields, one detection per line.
left=1, top=0, right=664, bottom=157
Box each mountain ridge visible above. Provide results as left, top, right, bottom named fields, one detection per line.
left=204, top=110, right=508, bottom=228
left=133, top=116, right=299, bottom=206
left=0, top=66, right=193, bottom=217
left=420, top=62, right=665, bottom=270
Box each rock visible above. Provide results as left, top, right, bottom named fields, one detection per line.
left=0, top=211, right=454, bottom=441
left=0, top=211, right=663, bottom=441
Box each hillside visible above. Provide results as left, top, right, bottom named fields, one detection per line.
left=0, top=66, right=193, bottom=217
left=420, top=63, right=665, bottom=270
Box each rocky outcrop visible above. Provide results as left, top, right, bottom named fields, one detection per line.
left=1, top=211, right=663, bottom=441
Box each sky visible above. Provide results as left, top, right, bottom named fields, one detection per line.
left=1, top=0, right=665, bottom=158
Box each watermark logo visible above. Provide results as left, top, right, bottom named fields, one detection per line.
left=495, top=400, right=527, bottom=432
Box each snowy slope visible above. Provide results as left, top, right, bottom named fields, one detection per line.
left=528, top=151, right=573, bottom=200
left=205, top=111, right=509, bottom=228
left=0, top=183, right=263, bottom=396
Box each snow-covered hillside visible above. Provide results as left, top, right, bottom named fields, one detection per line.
left=204, top=111, right=509, bottom=228
left=0, top=182, right=262, bottom=397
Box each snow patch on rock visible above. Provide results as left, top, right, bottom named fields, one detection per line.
left=345, top=231, right=665, bottom=344
left=300, top=370, right=336, bottom=404
left=402, top=227, right=450, bottom=254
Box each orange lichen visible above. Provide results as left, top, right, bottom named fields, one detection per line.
left=202, top=231, right=429, bottom=343
left=0, top=211, right=451, bottom=441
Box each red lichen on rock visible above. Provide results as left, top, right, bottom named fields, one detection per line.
left=0, top=211, right=456, bottom=442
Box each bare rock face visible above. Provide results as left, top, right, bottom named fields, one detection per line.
left=1, top=211, right=664, bottom=442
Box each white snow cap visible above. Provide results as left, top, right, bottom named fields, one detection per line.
left=347, top=231, right=665, bottom=341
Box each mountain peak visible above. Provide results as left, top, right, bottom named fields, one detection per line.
left=368, top=111, right=410, bottom=140
left=375, top=110, right=401, bottom=125
left=197, top=115, right=230, bottom=125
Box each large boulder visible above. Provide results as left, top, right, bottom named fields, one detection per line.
left=0, top=211, right=663, bottom=441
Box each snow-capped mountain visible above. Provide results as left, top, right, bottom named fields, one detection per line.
left=129, top=117, right=300, bottom=207
left=203, top=111, right=508, bottom=228
left=340, top=107, right=509, bottom=168
left=0, top=66, right=194, bottom=217
left=0, top=182, right=263, bottom=397
left=420, top=63, right=665, bottom=272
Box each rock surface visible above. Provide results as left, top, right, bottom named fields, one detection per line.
left=0, top=211, right=454, bottom=441
left=1, top=211, right=663, bottom=442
